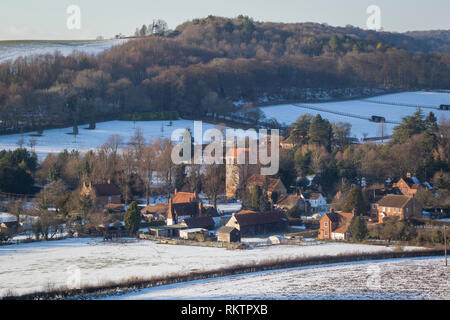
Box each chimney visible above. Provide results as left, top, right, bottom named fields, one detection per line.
left=174, top=189, right=178, bottom=195
left=107, top=179, right=111, bottom=184
left=194, top=191, right=198, bottom=200
left=198, top=201, right=203, bottom=215
left=167, top=197, right=176, bottom=225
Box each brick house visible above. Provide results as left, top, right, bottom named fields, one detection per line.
left=246, top=174, right=287, bottom=199
left=142, top=190, right=217, bottom=226
left=393, top=173, right=429, bottom=197
left=318, top=209, right=355, bottom=240
left=376, top=194, right=422, bottom=223
left=81, top=181, right=122, bottom=208
left=225, top=210, right=288, bottom=236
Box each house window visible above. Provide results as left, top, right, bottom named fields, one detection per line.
left=324, top=222, right=328, bottom=227
left=372, top=204, right=376, bottom=209
left=324, top=231, right=328, bottom=236
left=108, top=196, right=112, bottom=203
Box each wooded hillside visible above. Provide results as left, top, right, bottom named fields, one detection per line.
left=1, top=15, right=449, bottom=133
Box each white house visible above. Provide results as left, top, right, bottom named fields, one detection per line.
left=300, top=192, right=328, bottom=213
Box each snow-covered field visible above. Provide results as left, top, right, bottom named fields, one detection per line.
left=0, top=39, right=128, bottom=63
left=0, top=120, right=218, bottom=158
left=109, top=257, right=449, bottom=300
left=0, top=92, right=448, bottom=157
left=262, top=91, right=450, bottom=139
left=0, top=237, right=423, bottom=297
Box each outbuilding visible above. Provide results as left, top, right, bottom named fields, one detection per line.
left=217, top=226, right=241, bottom=243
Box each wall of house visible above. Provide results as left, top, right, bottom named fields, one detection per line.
left=318, top=217, right=334, bottom=240
left=96, top=195, right=121, bottom=207
left=394, top=180, right=419, bottom=196
left=377, top=199, right=422, bottom=223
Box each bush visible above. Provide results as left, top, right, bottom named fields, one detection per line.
left=286, top=205, right=304, bottom=219
left=124, top=202, right=141, bottom=234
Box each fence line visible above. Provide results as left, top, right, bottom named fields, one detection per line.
left=362, top=99, right=438, bottom=110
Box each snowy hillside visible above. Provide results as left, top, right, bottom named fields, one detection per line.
left=0, top=39, right=128, bottom=63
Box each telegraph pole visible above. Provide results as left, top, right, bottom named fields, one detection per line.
left=445, top=225, right=448, bottom=267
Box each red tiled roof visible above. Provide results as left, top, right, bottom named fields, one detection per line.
left=322, top=211, right=354, bottom=234
left=247, top=174, right=282, bottom=193
left=141, top=203, right=169, bottom=216
left=277, top=195, right=304, bottom=208
left=173, top=192, right=198, bottom=204
left=377, top=195, right=412, bottom=208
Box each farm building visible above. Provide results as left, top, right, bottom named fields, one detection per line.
left=179, top=228, right=208, bottom=240
left=180, top=216, right=215, bottom=230
left=225, top=210, right=288, bottom=236
left=217, top=226, right=241, bottom=243
left=146, top=225, right=186, bottom=238
left=141, top=190, right=217, bottom=225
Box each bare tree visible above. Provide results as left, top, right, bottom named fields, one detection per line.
left=140, top=142, right=156, bottom=205
left=202, top=164, right=225, bottom=209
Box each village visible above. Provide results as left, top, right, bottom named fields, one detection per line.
left=0, top=135, right=446, bottom=250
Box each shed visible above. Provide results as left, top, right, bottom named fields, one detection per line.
left=179, top=228, right=208, bottom=240
left=217, top=226, right=241, bottom=243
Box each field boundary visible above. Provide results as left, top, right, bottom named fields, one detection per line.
left=2, top=248, right=445, bottom=300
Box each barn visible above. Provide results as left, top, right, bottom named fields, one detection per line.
left=225, top=210, right=288, bottom=236
left=217, top=226, right=241, bottom=243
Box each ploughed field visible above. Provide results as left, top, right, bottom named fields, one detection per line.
left=108, top=257, right=449, bottom=300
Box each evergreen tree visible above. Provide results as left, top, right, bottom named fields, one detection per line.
left=391, top=107, right=425, bottom=144
left=124, top=201, right=141, bottom=234
left=248, top=185, right=263, bottom=210
left=350, top=215, right=368, bottom=242
left=342, top=185, right=366, bottom=215
left=309, top=115, right=333, bottom=150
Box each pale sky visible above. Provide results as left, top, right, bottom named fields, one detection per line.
left=0, top=0, right=449, bottom=40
